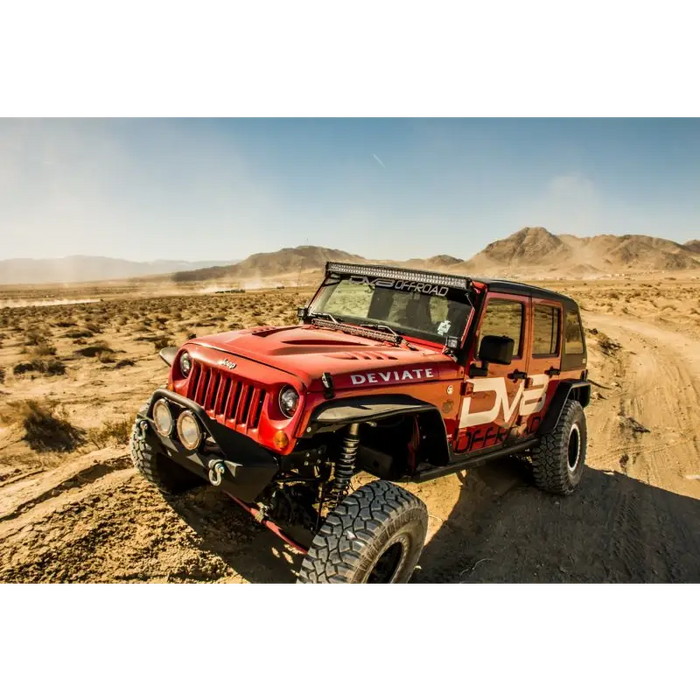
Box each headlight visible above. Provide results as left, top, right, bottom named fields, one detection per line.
left=177, top=410, right=202, bottom=451
left=179, top=351, right=192, bottom=377
left=152, top=399, right=174, bottom=437
left=278, top=386, right=299, bottom=418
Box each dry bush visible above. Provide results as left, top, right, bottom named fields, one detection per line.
left=87, top=416, right=133, bottom=448
left=74, top=342, right=113, bottom=358
left=29, top=341, right=57, bottom=358
left=97, top=349, right=116, bottom=364
left=153, top=336, right=173, bottom=351
left=13, top=359, right=66, bottom=376
left=0, top=366, right=5, bottom=384
left=114, top=358, right=135, bottom=369
left=25, top=328, right=49, bottom=346
left=0, top=399, right=85, bottom=452
left=63, top=328, right=94, bottom=339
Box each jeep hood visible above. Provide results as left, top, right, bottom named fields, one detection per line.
left=191, top=324, right=461, bottom=390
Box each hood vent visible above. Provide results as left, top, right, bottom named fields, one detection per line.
left=325, top=351, right=398, bottom=361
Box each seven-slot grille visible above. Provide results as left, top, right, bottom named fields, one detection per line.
left=186, top=360, right=266, bottom=431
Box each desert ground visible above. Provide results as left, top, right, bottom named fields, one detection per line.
left=1, top=277, right=699, bottom=583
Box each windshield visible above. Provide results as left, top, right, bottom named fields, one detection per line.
left=309, top=276, right=473, bottom=344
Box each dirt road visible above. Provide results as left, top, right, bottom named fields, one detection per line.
left=415, top=312, right=700, bottom=582
left=1, top=312, right=699, bottom=582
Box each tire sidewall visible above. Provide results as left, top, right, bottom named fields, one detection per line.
left=353, top=510, right=427, bottom=583
left=561, top=402, right=587, bottom=490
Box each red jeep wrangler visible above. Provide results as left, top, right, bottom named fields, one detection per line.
left=131, top=262, right=589, bottom=583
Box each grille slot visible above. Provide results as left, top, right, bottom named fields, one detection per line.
left=186, top=361, right=266, bottom=432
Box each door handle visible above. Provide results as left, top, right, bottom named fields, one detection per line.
left=508, top=369, right=528, bottom=381
left=545, top=366, right=561, bottom=377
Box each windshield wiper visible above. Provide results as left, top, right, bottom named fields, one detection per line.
left=356, top=322, right=399, bottom=337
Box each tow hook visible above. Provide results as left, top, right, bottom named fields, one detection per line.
left=208, top=460, right=226, bottom=487
left=136, top=420, right=149, bottom=441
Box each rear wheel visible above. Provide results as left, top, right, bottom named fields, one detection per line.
left=298, top=480, right=428, bottom=583
left=129, top=419, right=203, bottom=496
left=531, top=399, right=587, bottom=496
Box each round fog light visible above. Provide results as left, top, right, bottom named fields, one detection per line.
left=152, top=399, right=174, bottom=437
left=177, top=410, right=202, bottom=451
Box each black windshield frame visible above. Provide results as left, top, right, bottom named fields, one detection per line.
left=308, top=273, right=474, bottom=345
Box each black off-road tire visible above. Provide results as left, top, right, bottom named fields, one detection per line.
left=129, top=419, right=202, bottom=496
left=531, top=399, right=587, bottom=496
left=298, top=480, right=428, bottom=584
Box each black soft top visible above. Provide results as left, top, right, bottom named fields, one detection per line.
left=473, top=277, right=577, bottom=307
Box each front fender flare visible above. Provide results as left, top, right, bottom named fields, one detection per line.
left=306, top=394, right=451, bottom=466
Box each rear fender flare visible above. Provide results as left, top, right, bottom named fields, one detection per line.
left=537, top=380, right=591, bottom=436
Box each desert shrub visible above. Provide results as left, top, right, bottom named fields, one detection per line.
left=153, top=336, right=173, bottom=351
left=85, top=322, right=102, bottom=334
left=13, top=359, right=66, bottom=376
left=53, top=320, right=76, bottom=328
left=0, top=399, right=85, bottom=452
left=75, top=342, right=113, bottom=358
left=25, top=328, right=49, bottom=346
left=0, top=366, right=5, bottom=383
left=97, top=350, right=116, bottom=364
left=115, top=358, right=135, bottom=369
left=87, top=417, right=133, bottom=448
left=29, top=342, right=57, bottom=357
left=63, top=328, right=94, bottom=339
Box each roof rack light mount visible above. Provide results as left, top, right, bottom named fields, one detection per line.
left=325, top=261, right=471, bottom=290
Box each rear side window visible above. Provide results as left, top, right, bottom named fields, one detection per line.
left=564, top=309, right=584, bottom=354
left=478, top=298, right=524, bottom=357
left=533, top=304, right=560, bottom=356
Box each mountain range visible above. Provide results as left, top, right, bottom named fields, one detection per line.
left=2, top=228, right=699, bottom=285
left=0, top=256, right=240, bottom=285
left=170, top=227, right=700, bottom=285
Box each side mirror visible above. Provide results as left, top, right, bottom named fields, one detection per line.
left=478, top=335, right=514, bottom=365
left=297, top=307, right=309, bottom=323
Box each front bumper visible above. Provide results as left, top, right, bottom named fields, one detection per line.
left=136, top=388, right=280, bottom=502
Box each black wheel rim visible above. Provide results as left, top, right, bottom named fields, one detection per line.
left=567, top=424, right=581, bottom=473
left=367, top=539, right=407, bottom=583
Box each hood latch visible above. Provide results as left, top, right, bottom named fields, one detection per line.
left=321, top=372, right=335, bottom=399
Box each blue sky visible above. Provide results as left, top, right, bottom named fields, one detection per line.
left=1, top=118, right=699, bottom=262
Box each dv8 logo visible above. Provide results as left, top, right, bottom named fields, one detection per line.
left=459, top=374, right=550, bottom=428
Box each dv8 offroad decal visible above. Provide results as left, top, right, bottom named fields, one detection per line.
left=348, top=276, right=449, bottom=297
left=454, top=374, right=551, bottom=453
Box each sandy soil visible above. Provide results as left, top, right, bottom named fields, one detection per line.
left=1, top=279, right=699, bottom=582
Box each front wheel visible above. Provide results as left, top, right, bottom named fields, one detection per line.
left=531, top=399, right=587, bottom=496
left=298, top=480, right=428, bottom=583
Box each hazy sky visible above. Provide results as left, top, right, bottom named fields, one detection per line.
left=1, top=118, right=699, bottom=262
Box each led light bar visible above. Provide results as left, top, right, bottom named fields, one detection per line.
left=326, top=262, right=469, bottom=290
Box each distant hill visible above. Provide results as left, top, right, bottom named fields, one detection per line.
left=455, top=227, right=700, bottom=277
left=168, top=229, right=700, bottom=285
left=685, top=239, right=700, bottom=254
left=171, top=246, right=366, bottom=283
left=0, top=255, right=240, bottom=285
